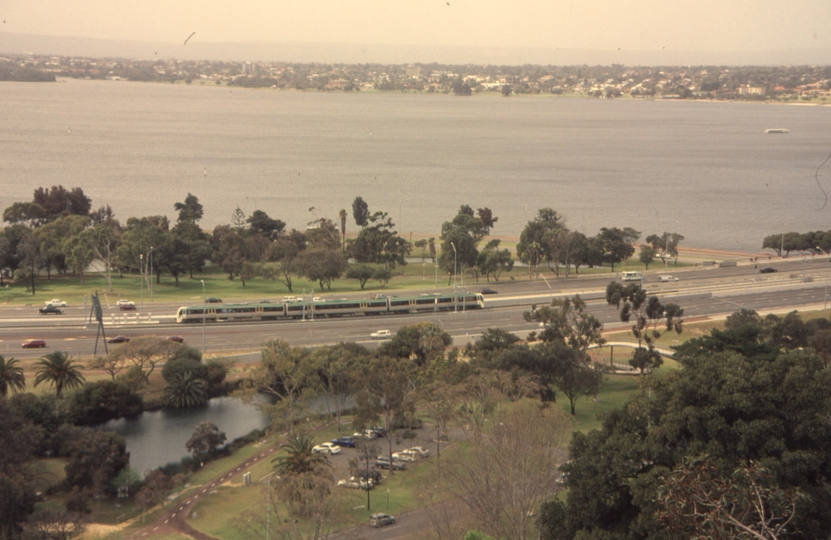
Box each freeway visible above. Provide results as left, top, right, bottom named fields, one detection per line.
left=1, top=257, right=829, bottom=359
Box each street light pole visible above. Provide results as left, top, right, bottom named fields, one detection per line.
left=139, top=254, right=144, bottom=308
left=451, top=242, right=458, bottom=313
left=149, top=246, right=154, bottom=302
left=201, top=280, right=206, bottom=353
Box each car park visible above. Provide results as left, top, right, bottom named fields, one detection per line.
left=165, top=336, right=184, bottom=343
left=312, top=442, right=342, bottom=455
left=205, top=297, right=223, bottom=303
left=108, top=335, right=130, bottom=344
left=337, top=477, right=374, bottom=490
left=22, top=339, right=46, bottom=348
left=369, top=513, right=396, bottom=527
left=370, top=329, right=392, bottom=340
left=46, top=299, right=67, bottom=307
left=657, top=275, right=679, bottom=282
left=331, top=436, right=356, bottom=448
left=408, top=446, right=430, bottom=458
left=119, top=303, right=137, bottom=311
left=38, top=305, right=64, bottom=315
left=478, top=287, right=498, bottom=294
left=759, top=267, right=778, bottom=274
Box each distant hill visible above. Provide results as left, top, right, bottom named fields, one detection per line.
left=2, top=31, right=830, bottom=66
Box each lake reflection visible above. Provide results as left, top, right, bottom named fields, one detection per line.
left=100, top=397, right=269, bottom=475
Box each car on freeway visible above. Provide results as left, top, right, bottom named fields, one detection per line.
left=119, top=303, right=137, bottom=311
left=108, top=335, right=131, bottom=344
left=331, top=436, right=356, bottom=448
left=759, top=267, right=778, bottom=274
left=38, top=305, right=64, bottom=315
left=478, top=287, right=498, bottom=294
left=205, top=297, right=223, bottom=303
left=22, top=339, right=46, bottom=349
left=408, top=446, right=431, bottom=458
left=657, top=275, right=679, bottom=282
left=45, top=299, right=67, bottom=307
left=392, top=451, right=418, bottom=462
left=337, top=477, right=374, bottom=490
left=371, top=329, right=392, bottom=340
left=375, top=456, right=406, bottom=471
left=312, top=442, right=342, bottom=455
left=369, top=513, right=396, bottom=528
left=165, top=336, right=184, bottom=343
left=116, top=299, right=133, bottom=306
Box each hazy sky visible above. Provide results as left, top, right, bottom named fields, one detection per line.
left=4, top=0, right=831, bottom=52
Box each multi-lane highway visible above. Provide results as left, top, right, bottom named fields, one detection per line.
left=2, top=257, right=829, bottom=359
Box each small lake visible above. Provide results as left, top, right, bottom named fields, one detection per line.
left=100, top=397, right=269, bottom=475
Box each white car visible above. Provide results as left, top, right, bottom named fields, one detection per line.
left=658, top=275, right=679, bottom=282
left=371, top=330, right=392, bottom=340
left=46, top=299, right=67, bottom=307
left=116, top=299, right=133, bottom=306
left=353, top=429, right=380, bottom=440
left=337, top=477, right=373, bottom=490
left=392, top=451, right=418, bottom=462
left=408, top=446, right=430, bottom=458
left=312, top=442, right=342, bottom=455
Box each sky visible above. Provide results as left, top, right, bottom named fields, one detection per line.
left=3, top=0, right=831, bottom=54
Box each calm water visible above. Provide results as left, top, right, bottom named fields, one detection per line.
left=99, top=397, right=268, bottom=475
left=3, top=78, right=831, bottom=251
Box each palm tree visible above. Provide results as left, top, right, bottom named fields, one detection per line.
left=164, top=371, right=208, bottom=408
left=272, top=433, right=331, bottom=476
left=33, top=351, right=85, bottom=398
left=0, top=355, right=26, bottom=397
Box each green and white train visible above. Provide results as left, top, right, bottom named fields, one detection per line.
left=175, top=292, right=485, bottom=323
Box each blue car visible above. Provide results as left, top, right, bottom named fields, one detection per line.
left=331, top=436, right=357, bottom=448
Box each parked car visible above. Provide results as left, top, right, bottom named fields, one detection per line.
left=371, top=329, right=392, bottom=340
left=356, top=468, right=383, bottom=484
left=38, top=305, right=64, bottom=315
left=392, top=451, right=417, bottom=462
left=108, top=335, right=131, bottom=344
left=657, top=275, right=679, bottom=282
left=119, top=303, right=137, bottom=311
left=408, top=446, right=431, bottom=458
left=369, top=426, right=388, bottom=437
left=331, top=437, right=357, bottom=448
left=116, top=299, right=133, bottom=306
left=165, top=336, right=184, bottom=343
left=353, top=430, right=378, bottom=440
left=312, top=442, right=342, bottom=455
left=478, top=287, right=498, bottom=294
left=45, top=299, right=67, bottom=307
left=337, top=477, right=374, bottom=490
left=22, top=339, right=46, bottom=349
left=205, top=297, right=223, bottom=303
left=369, top=513, right=396, bottom=527
left=759, top=267, right=778, bottom=274
left=391, top=416, right=423, bottom=430
left=375, top=457, right=406, bottom=471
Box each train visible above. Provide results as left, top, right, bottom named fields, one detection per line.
left=175, top=292, right=485, bottom=323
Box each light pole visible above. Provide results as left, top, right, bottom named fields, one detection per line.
left=201, top=280, right=206, bottom=352
left=450, top=242, right=458, bottom=312
left=139, top=254, right=144, bottom=308
left=817, top=246, right=830, bottom=310
left=149, top=246, right=154, bottom=302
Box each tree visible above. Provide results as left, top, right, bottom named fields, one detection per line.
left=164, top=371, right=208, bottom=408
left=447, top=399, right=569, bottom=540
left=606, top=281, right=684, bottom=350
left=0, top=402, right=41, bottom=538
left=22, top=510, right=87, bottom=540
left=247, top=210, right=286, bottom=240
left=477, top=239, right=513, bottom=282
left=311, top=343, right=366, bottom=432
left=639, top=244, right=656, bottom=269
left=173, top=193, right=204, bottom=223
left=78, top=222, right=122, bottom=293
left=348, top=210, right=411, bottom=269
left=439, top=205, right=493, bottom=283
left=0, top=355, right=26, bottom=397
left=295, top=249, right=348, bottom=290
left=33, top=351, right=85, bottom=398
left=186, top=421, right=226, bottom=457
left=352, top=196, right=369, bottom=227
left=2, top=202, right=46, bottom=227
left=516, top=208, right=565, bottom=279
left=68, top=380, right=142, bottom=425
left=32, top=185, right=91, bottom=221
left=338, top=208, right=347, bottom=251
left=135, top=469, right=174, bottom=516
left=252, top=340, right=316, bottom=435
left=524, top=295, right=605, bottom=350
left=109, top=337, right=182, bottom=384
left=596, top=226, right=639, bottom=271
left=452, top=77, right=472, bottom=96
left=646, top=231, right=685, bottom=264
left=380, top=322, right=452, bottom=366
left=231, top=205, right=247, bottom=232
left=64, top=428, right=129, bottom=497
left=345, top=264, right=374, bottom=289
left=501, top=84, right=512, bottom=96
left=372, top=266, right=392, bottom=287
left=15, top=231, right=43, bottom=294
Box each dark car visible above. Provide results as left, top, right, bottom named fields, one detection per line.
left=369, top=513, right=396, bottom=528
left=108, top=335, right=130, bottom=344
left=165, top=336, right=184, bottom=343
left=22, top=339, right=46, bottom=348
left=478, top=287, right=498, bottom=295
left=38, top=305, right=64, bottom=315
left=119, top=303, right=137, bottom=311
left=357, top=468, right=383, bottom=484
left=759, top=267, right=778, bottom=274
left=331, top=437, right=357, bottom=448
left=205, top=297, right=223, bottom=303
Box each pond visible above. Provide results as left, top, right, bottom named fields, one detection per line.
left=100, top=397, right=270, bottom=475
